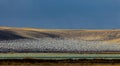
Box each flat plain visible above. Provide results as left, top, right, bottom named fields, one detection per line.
left=1, top=53, right=120, bottom=59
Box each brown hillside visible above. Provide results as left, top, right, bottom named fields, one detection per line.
left=0, top=26, right=120, bottom=42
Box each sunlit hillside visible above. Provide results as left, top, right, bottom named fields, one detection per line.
left=0, top=26, right=120, bottom=42
left=0, top=26, right=120, bottom=53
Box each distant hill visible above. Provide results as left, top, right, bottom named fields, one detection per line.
left=0, top=26, right=120, bottom=53
left=0, top=26, right=120, bottom=42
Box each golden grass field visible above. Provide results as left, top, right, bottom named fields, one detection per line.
left=1, top=26, right=120, bottom=43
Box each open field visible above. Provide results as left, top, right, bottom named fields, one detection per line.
left=1, top=53, right=120, bottom=66
left=1, top=53, right=120, bottom=59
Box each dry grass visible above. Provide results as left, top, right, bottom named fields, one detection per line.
left=106, top=39, right=120, bottom=43
left=1, top=26, right=120, bottom=42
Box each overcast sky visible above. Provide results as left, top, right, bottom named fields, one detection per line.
left=0, top=0, right=120, bottom=29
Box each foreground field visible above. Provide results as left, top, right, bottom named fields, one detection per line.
left=1, top=59, right=120, bottom=66
left=1, top=53, right=120, bottom=59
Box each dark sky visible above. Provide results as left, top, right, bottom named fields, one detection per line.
left=0, top=0, right=120, bottom=29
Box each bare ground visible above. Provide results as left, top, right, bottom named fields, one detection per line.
left=0, top=59, right=120, bottom=66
